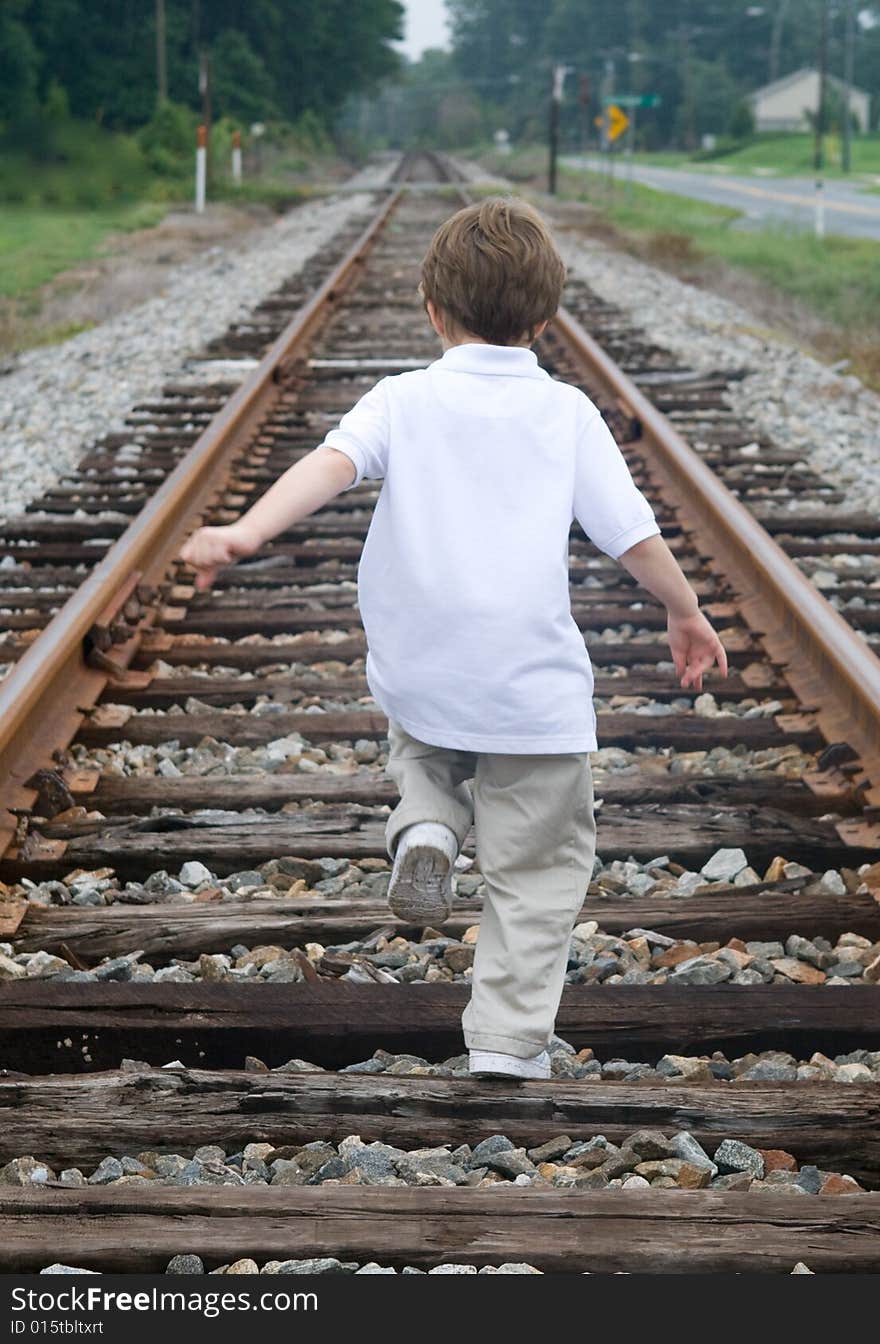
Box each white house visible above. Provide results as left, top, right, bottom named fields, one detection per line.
left=749, top=68, right=870, bottom=133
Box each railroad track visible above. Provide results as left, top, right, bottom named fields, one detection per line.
left=0, top=151, right=879, bottom=1274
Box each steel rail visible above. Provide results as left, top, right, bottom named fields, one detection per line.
left=0, top=187, right=403, bottom=856
left=451, top=173, right=880, bottom=799
left=551, top=306, right=880, bottom=806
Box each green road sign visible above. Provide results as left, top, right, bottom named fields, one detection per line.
left=603, top=94, right=661, bottom=109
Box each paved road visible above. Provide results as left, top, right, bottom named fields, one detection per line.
left=564, top=156, right=880, bottom=241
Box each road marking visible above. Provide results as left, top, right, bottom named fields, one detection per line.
left=642, top=168, right=880, bottom=220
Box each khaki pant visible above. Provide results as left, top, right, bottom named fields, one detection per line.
left=385, top=720, right=596, bottom=1059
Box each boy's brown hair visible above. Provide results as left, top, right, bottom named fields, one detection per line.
left=420, top=197, right=566, bottom=346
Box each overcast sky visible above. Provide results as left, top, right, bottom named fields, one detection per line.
left=395, top=0, right=451, bottom=60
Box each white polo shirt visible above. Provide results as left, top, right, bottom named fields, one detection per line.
left=321, top=343, right=659, bottom=753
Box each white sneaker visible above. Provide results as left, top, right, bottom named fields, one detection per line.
left=387, top=822, right=459, bottom=925
left=469, top=1049, right=551, bottom=1080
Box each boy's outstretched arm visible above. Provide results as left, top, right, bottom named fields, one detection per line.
left=617, top=534, right=728, bottom=691
left=179, top=446, right=356, bottom=590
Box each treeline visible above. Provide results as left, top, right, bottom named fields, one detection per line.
left=358, top=0, right=880, bottom=151
left=0, top=0, right=404, bottom=133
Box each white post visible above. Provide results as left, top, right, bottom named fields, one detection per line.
left=232, top=130, right=242, bottom=185
left=195, top=123, right=207, bottom=213
left=815, top=176, right=825, bottom=239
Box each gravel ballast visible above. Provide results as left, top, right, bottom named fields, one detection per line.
left=0, top=161, right=396, bottom=525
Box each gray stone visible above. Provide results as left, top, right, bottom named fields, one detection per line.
left=88, top=1157, right=124, bottom=1185
left=342, top=1143, right=401, bottom=1182
left=309, top=1156, right=347, bottom=1183
left=270, top=1160, right=306, bottom=1187
left=737, top=1059, right=798, bottom=1082
left=670, top=1132, right=717, bottom=1174
left=700, top=848, right=748, bottom=882
left=0, top=1156, right=54, bottom=1185
left=289, top=1142, right=334, bottom=1174
left=745, top=941, right=785, bottom=960
left=94, top=957, right=135, bottom=983
left=828, top=960, right=864, bottom=978
left=794, top=1165, right=823, bottom=1194
left=175, top=1160, right=243, bottom=1187
left=226, top=871, right=264, bottom=892
left=468, top=1135, right=515, bottom=1168
left=669, top=957, right=731, bottom=986
left=166, top=1255, right=205, bottom=1275
left=713, top=1139, right=764, bottom=1179
left=484, top=1149, right=537, bottom=1179
left=429, top=1264, right=478, bottom=1274
left=527, top=1135, right=572, bottom=1163
left=598, top=1147, right=639, bottom=1179
left=40, top=1265, right=100, bottom=1275
left=481, top=1264, right=542, bottom=1274
left=625, top=1130, right=676, bottom=1160
left=710, top=1172, right=752, bottom=1191
left=270, top=1258, right=357, bottom=1275
left=396, top=1152, right=468, bottom=1185
left=178, top=861, right=213, bottom=887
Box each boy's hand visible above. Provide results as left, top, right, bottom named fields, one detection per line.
left=179, top=520, right=261, bottom=591
left=667, top=610, right=728, bottom=691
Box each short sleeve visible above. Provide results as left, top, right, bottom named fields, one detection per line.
left=320, top=378, right=389, bottom=490
left=573, top=406, right=660, bottom=558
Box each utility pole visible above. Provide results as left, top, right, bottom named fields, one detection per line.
left=678, top=26, right=696, bottom=152
left=548, top=64, right=567, bottom=195
left=199, top=48, right=212, bottom=187
left=842, top=0, right=855, bottom=173
left=814, top=0, right=829, bottom=238
left=156, top=0, right=167, bottom=103
left=769, top=0, right=790, bottom=85
left=814, top=0, right=828, bottom=173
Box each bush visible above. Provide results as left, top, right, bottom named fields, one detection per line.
left=729, top=99, right=756, bottom=142
left=137, top=99, right=197, bottom=177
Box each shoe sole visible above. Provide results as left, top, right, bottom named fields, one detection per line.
left=468, top=1065, right=551, bottom=1081
left=468, top=1052, right=551, bottom=1081
left=387, top=845, right=453, bottom=925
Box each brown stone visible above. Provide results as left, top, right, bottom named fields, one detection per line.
left=764, top=856, right=789, bottom=882
left=634, top=1159, right=684, bottom=1180
left=864, top=954, right=880, bottom=984
left=625, top=936, right=651, bottom=967
left=727, top=937, right=748, bottom=953
left=770, top=957, right=826, bottom=985
left=443, top=945, right=475, bottom=973
left=569, top=1149, right=608, bottom=1171
left=859, top=861, right=880, bottom=893
left=676, top=1162, right=712, bottom=1190
left=820, top=1173, right=861, bottom=1195
left=759, top=1149, right=798, bottom=1173
left=654, top=943, right=700, bottom=969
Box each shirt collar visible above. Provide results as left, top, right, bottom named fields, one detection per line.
left=435, top=343, right=548, bottom=379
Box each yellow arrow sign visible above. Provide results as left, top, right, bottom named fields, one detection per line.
left=607, top=104, right=630, bottom=142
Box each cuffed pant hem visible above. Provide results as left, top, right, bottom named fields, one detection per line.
left=463, top=1026, right=549, bottom=1059
left=385, top=805, right=470, bottom=859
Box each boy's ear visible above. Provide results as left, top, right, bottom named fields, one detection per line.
left=425, top=300, right=446, bottom=338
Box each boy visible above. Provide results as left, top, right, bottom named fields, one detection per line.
left=181, top=198, right=727, bottom=1080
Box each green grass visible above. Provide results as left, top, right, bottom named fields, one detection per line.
left=632, top=133, right=880, bottom=179
left=0, top=202, right=166, bottom=300
left=560, top=166, right=880, bottom=385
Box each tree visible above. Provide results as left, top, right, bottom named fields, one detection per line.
left=0, top=0, right=40, bottom=124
